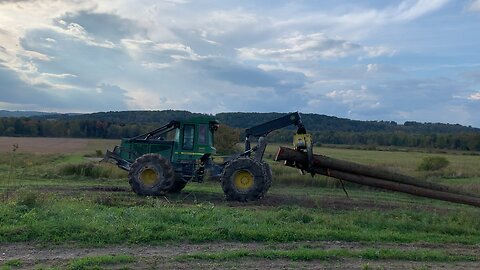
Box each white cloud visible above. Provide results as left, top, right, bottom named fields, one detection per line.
left=57, top=22, right=116, bottom=48
left=363, top=46, right=396, bottom=58
left=121, top=39, right=204, bottom=68
left=42, top=73, right=77, bottom=79
left=469, top=92, right=480, bottom=100
left=393, top=0, right=450, bottom=21
left=0, top=0, right=112, bottom=92
left=366, top=64, right=378, bottom=72
left=153, top=42, right=203, bottom=60
left=257, top=63, right=314, bottom=77
left=325, top=85, right=379, bottom=109
left=0, top=0, right=478, bottom=127
left=469, top=0, right=480, bottom=11
left=237, top=33, right=393, bottom=62
left=274, top=0, right=450, bottom=40
left=141, top=61, right=171, bottom=70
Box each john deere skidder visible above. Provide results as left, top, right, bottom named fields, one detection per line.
left=104, top=112, right=312, bottom=201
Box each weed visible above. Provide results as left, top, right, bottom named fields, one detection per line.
left=418, top=156, right=450, bottom=171
left=4, top=259, right=23, bottom=267
left=15, top=189, right=39, bottom=209
left=8, top=143, right=19, bottom=179
left=58, top=162, right=125, bottom=179
left=69, top=255, right=135, bottom=270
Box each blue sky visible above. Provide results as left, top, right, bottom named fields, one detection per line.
left=0, top=0, right=479, bottom=126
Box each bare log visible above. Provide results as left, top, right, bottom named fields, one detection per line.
left=275, top=146, right=480, bottom=207
left=318, top=168, right=480, bottom=207
left=275, top=146, right=480, bottom=199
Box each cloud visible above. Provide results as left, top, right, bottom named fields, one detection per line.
left=469, top=92, right=480, bottom=100
left=468, top=0, right=480, bottom=11
left=325, top=86, right=378, bottom=108
left=274, top=0, right=451, bottom=40
left=237, top=33, right=393, bottom=62
left=60, top=11, right=144, bottom=44
left=393, top=0, right=450, bottom=21
left=121, top=39, right=202, bottom=65
left=0, top=0, right=478, bottom=127
left=0, top=65, right=129, bottom=112
left=305, top=85, right=380, bottom=118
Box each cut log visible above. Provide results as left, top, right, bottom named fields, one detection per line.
left=276, top=146, right=480, bottom=199
left=317, top=168, right=480, bottom=207
left=275, top=146, right=480, bottom=207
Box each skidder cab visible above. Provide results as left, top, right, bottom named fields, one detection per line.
left=104, top=116, right=220, bottom=195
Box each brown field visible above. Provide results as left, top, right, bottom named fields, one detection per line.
left=0, top=136, right=118, bottom=154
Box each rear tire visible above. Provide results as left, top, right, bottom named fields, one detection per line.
left=221, top=157, right=267, bottom=202
left=128, top=154, right=174, bottom=196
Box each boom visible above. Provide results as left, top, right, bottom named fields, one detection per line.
left=243, top=112, right=311, bottom=163
left=245, top=112, right=306, bottom=138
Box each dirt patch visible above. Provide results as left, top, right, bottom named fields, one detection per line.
left=30, top=185, right=457, bottom=213
left=1, top=241, right=478, bottom=269
left=79, top=186, right=130, bottom=192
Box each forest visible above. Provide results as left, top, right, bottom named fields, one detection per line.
left=0, top=110, right=479, bottom=151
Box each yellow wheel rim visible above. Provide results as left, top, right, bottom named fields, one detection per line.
left=140, top=168, right=158, bottom=187
left=233, top=170, right=254, bottom=191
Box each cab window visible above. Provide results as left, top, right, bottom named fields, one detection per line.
left=198, top=124, right=208, bottom=145
left=183, top=124, right=195, bottom=150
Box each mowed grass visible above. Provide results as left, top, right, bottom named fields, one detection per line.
left=0, top=137, right=480, bottom=264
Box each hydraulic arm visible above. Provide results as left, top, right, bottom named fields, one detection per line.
left=243, top=112, right=313, bottom=167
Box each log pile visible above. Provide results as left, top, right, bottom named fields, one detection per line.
left=275, top=147, right=480, bottom=207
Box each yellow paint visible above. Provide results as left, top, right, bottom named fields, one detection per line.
left=139, top=168, right=158, bottom=186
left=233, top=170, right=254, bottom=191
left=293, top=133, right=312, bottom=149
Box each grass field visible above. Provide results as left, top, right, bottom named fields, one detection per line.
left=0, top=137, right=479, bottom=269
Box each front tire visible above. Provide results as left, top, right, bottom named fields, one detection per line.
left=128, top=154, right=175, bottom=196
left=221, top=158, right=268, bottom=202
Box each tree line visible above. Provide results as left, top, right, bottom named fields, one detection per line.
left=1, top=110, right=479, bottom=151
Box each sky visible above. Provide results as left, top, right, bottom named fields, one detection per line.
left=0, top=0, right=480, bottom=127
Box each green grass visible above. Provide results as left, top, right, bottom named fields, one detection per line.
left=2, top=259, right=23, bottom=267
left=1, top=139, right=480, bottom=266
left=69, top=255, right=135, bottom=270
left=0, top=193, right=479, bottom=245
left=176, top=247, right=478, bottom=262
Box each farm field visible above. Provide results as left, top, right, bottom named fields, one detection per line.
left=0, top=137, right=480, bottom=269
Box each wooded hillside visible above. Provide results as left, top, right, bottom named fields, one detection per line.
left=1, top=110, right=479, bottom=151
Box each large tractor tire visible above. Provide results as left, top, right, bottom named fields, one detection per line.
left=128, top=154, right=175, bottom=196
left=221, top=157, right=269, bottom=202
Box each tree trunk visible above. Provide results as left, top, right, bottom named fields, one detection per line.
left=275, top=146, right=480, bottom=207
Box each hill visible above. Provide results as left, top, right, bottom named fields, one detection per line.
left=0, top=110, right=60, bottom=118
left=1, top=110, right=479, bottom=150
left=28, top=110, right=480, bottom=133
